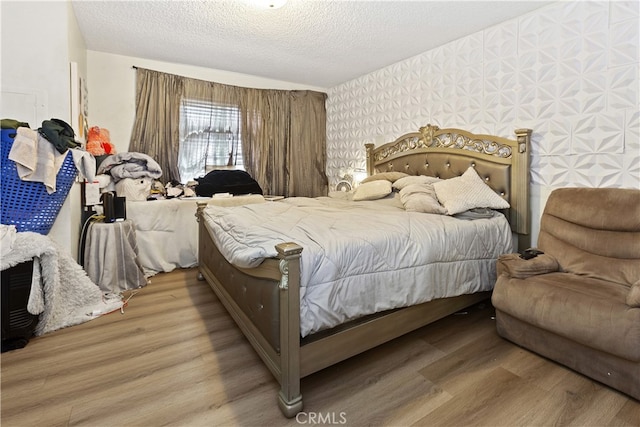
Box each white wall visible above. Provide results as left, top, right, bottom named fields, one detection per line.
left=87, top=51, right=326, bottom=154
left=1, top=0, right=87, bottom=258
left=326, top=0, right=640, bottom=246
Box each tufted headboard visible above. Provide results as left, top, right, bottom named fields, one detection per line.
left=365, top=124, right=533, bottom=250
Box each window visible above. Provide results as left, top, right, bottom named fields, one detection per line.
left=178, top=99, right=242, bottom=183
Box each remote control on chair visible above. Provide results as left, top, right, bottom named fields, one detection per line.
left=520, top=248, right=544, bottom=260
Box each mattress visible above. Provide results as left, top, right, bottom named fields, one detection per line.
left=203, top=195, right=513, bottom=337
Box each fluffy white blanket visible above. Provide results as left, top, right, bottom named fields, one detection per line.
left=1, top=227, right=123, bottom=336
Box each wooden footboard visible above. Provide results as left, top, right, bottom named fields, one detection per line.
left=197, top=207, right=303, bottom=416
left=197, top=202, right=490, bottom=417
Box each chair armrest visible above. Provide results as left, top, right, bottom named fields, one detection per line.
left=497, top=252, right=560, bottom=279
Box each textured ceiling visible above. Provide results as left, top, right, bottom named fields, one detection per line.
left=72, top=0, right=551, bottom=88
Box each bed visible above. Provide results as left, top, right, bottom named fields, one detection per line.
left=196, top=124, right=532, bottom=417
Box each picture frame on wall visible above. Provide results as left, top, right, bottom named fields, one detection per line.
left=70, top=61, right=88, bottom=144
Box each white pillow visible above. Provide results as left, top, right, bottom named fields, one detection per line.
left=115, top=177, right=152, bottom=201
left=352, top=180, right=393, bottom=201
left=360, top=171, right=409, bottom=184
left=393, top=175, right=441, bottom=191
left=399, top=184, right=446, bottom=214
left=432, top=167, right=510, bottom=215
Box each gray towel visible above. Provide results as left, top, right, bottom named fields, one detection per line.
left=8, top=127, right=67, bottom=194
left=70, top=148, right=96, bottom=182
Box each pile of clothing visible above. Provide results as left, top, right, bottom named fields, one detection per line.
left=195, top=169, right=263, bottom=197
left=2, top=118, right=95, bottom=193
left=97, top=152, right=163, bottom=201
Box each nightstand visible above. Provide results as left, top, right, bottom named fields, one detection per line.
left=83, top=219, right=147, bottom=293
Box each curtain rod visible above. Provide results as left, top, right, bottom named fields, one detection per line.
left=132, top=66, right=165, bottom=74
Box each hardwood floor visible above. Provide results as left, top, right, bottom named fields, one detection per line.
left=2, top=268, right=638, bottom=427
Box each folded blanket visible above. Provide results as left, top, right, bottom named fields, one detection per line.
left=0, top=228, right=123, bottom=336
left=8, top=127, right=67, bottom=194
left=97, top=152, right=162, bottom=182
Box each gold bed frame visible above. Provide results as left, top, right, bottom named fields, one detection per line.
left=196, top=124, right=532, bottom=417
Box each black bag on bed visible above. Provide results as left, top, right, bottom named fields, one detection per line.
left=195, top=170, right=263, bottom=197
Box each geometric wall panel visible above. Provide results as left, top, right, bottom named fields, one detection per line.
left=532, top=154, right=571, bottom=188
left=608, top=64, right=639, bottom=110
left=626, top=109, right=640, bottom=154
left=571, top=154, right=625, bottom=188
left=610, top=1, right=640, bottom=25
left=621, top=154, right=640, bottom=189
left=609, top=18, right=640, bottom=68
left=534, top=119, right=572, bottom=157
left=326, top=0, right=640, bottom=195
left=572, top=113, right=625, bottom=154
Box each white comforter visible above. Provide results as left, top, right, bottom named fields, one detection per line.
left=128, top=195, right=266, bottom=276
left=203, top=195, right=513, bottom=337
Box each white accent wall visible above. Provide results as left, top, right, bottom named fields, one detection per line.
left=326, top=1, right=639, bottom=245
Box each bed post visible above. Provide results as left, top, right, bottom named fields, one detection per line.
left=195, top=201, right=209, bottom=281
left=512, top=128, right=533, bottom=252
left=195, top=201, right=208, bottom=222
left=276, top=242, right=304, bottom=418
left=365, top=143, right=375, bottom=177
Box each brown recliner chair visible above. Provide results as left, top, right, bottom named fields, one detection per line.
left=492, top=187, right=640, bottom=400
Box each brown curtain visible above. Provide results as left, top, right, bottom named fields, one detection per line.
left=289, top=91, right=328, bottom=197
left=130, top=68, right=328, bottom=196
left=129, top=68, right=183, bottom=183
left=241, top=88, right=290, bottom=196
